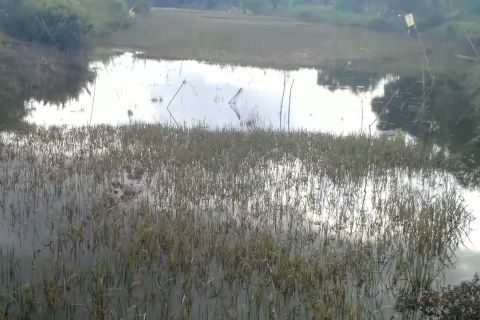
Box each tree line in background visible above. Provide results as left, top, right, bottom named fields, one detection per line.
left=151, top=0, right=480, bottom=15
left=332, top=0, right=480, bottom=14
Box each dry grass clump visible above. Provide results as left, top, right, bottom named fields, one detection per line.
left=0, top=124, right=472, bottom=319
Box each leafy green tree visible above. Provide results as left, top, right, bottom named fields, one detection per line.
left=33, top=1, right=92, bottom=49
left=1, top=0, right=92, bottom=49
left=0, top=0, right=149, bottom=49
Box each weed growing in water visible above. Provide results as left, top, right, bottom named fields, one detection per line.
left=0, top=124, right=472, bottom=318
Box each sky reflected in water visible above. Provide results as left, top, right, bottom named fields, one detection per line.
left=26, top=52, right=387, bottom=133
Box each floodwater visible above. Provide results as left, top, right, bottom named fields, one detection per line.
left=1, top=51, right=479, bottom=304
left=448, top=187, right=480, bottom=283
left=26, top=52, right=386, bottom=133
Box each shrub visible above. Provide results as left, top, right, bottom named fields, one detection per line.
left=1, top=0, right=151, bottom=48
left=2, top=0, right=92, bottom=50
left=33, top=1, right=93, bottom=49
left=419, top=274, right=480, bottom=319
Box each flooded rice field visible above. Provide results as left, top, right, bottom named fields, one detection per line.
left=0, top=52, right=479, bottom=318
left=0, top=127, right=474, bottom=318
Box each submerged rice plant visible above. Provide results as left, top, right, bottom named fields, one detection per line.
left=0, top=124, right=472, bottom=319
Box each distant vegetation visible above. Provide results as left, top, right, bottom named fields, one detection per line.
left=151, top=0, right=480, bottom=19
left=2, top=0, right=480, bottom=49
left=0, top=0, right=151, bottom=49
left=150, top=0, right=480, bottom=39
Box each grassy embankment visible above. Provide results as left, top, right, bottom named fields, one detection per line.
left=276, top=5, right=381, bottom=28
left=98, top=7, right=473, bottom=76
left=276, top=5, right=480, bottom=38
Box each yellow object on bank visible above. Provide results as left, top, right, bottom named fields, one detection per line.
left=405, top=13, right=416, bottom=28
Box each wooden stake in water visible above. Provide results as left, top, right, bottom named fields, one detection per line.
left=166, top=80, right=186, bottom=128
left=228, top=88, right=243, bottom=120
left=405, top=13, right=434, bottom=115
left=287, top=79, right=295, bottom=132
left=279, top=71, right=287, bottom=130
left=89, top=78, right=97, bottom=127
left=405, top=14, right=431, bottom=74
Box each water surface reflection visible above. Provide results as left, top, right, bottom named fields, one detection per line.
left=27, top=52, right=387, bottom=133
